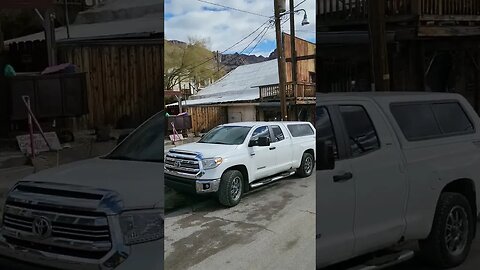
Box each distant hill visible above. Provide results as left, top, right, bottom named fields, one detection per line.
left=167, top=39, right=274, bottom=72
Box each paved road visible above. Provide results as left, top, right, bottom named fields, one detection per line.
left=164, top=174, right=316, bottom=270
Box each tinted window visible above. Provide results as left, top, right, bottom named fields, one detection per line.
left=251, top=126, right=270, bottom=140
left=271, top=125, right=285, bottom=142
left=316, top=106, right=338, bottom=159
left=391, top=104, right=442, bottom=140
left=339, top=105, right=380, bottom=157
left=106, top=112, right=164, bottom=162
left=391, top=102, right=474, bottom=141
left=432, top=103, right=474, bottom=134
left=287, top=124, right=314, bottom=137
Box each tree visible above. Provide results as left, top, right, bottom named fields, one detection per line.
left=164, top=37, right=225, bottom=91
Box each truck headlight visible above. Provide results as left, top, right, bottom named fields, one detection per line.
left=202, top=157, right=223, bottom=170
left=119, top=209, right=164, bottom=245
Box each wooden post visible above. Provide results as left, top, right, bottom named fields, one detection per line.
left=368, top=0, right=390, bottom=91
left=44, top=8, right=57, bottom=66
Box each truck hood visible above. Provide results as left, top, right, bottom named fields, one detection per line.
left=22, top=158, right=163, bottom=211
left=170, top=142, right=239, bottom=158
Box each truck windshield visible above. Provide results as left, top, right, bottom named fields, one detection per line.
left=198, top=126, right=251, bottom=145
left=105, top=112, right=164, bottom=163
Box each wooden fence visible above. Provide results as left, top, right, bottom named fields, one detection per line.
left=186, top=106, right=227, bottom=134
left=58, top=39, right=164, bottom=128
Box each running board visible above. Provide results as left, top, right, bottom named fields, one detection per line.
left=348, top=250, right=414, bottom=270
left=250, top=170, right=296, bottom=188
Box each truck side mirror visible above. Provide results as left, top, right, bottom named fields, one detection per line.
left=249, top=136, right=270, bottom=147
left=317, top=140, right=335, bottom=170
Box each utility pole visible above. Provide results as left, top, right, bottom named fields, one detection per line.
left=368, top=0, right=390, bottom=91
left=289, top=0, right=298, bottom=99
left=274, top=0, right=288, bottom=120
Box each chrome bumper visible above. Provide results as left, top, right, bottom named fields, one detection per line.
left=0, top=233, right=128, bottom=270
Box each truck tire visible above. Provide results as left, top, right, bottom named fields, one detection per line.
left=296, top=152, right=314, bottom=178
left=419, top=192, right=474, bottom=268
left=218, top=170, right=244, bottom=207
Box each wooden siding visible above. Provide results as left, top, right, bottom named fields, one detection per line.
left=58, top=41, right=163, bottom=128
left=283, top=33, right=316, bottom=84
left=186, top=106, right=227, bottom=134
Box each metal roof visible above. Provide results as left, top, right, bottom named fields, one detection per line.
left=183, top=59, right=279, bottom=106
left=5, top=0, right=163, bottom=44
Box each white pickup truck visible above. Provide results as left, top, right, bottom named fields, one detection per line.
left=316, top=92, right=480, bottom=269
left=165, top=121, right=316, bottom=207
left=0, top=112, right=165, bottom=270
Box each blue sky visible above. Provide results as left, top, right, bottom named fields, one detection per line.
left=165, top=0, right=315, bottom=57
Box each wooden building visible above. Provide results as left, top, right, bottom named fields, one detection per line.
left=173, top=34, right=316, bottom=134
left=317, top=0, right=480, bottom=112
left=3, top=0, right=164, bottom=129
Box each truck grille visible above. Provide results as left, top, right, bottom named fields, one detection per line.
left=2, top=183, right=113, bottom=259
left=165, top=150, right=201, bottom=176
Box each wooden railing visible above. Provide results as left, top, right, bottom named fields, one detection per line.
left=318, top=0, right=480, bottom=23
left=259, top=83, right=316, bottom=101
left=318, top=0, right=412, bottom=22
left=420, top=0, right=480, bottom=16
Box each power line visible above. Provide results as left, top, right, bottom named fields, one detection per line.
left=196, top=0, right=270, bottom=18
left=185, top=18, right=273, bottom=72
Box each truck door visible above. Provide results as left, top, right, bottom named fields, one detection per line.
left=248, top=125, right=277, bottom=180
left=269, top=124, right=292, bottom=172
left=337, top=102, right=407, bottom=255
left=316, top=105, right=356, bottom=267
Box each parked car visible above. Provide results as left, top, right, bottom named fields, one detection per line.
left=316, top=92, right=480, bottom=269
left=165, top=121, right=316, bottom=207
left=0, top=112, right=165, bottom=270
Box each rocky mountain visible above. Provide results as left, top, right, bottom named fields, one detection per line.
left=167, top=39, right=275, bottom=72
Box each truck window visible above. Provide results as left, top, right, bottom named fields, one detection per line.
left=432, top=103, right=474, bottom=134
left=105, top=111, right=164, bottom=162
left=251, top=126, right=271, bottom=141
left=316, top=106, right=338, bottom=159
left=339, top=105, right=380, bottom=157
left=391, top=102, right=473, bottom=141
left=287, top=124, right=314, bottom=137
left=271, top=125, right=285, bottom=142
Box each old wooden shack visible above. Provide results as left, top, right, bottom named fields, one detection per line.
left=317, top=0, right=480, bottom=112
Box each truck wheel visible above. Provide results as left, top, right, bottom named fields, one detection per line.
left=296, top=152, right=314, bottom=178
left=419, top=192, right=474, bottom=268
left=218, top=170, right=244, bottom=207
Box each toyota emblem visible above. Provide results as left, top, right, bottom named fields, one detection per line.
left=32, top=216, right=52, bottom=239
left=174, top=161, right=182, bottom=168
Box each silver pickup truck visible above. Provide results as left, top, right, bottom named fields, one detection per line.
left=317, top=92, right=480, bottom=269
left=0, top=112, right=165, bottom=270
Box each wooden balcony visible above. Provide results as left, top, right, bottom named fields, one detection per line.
left=259, top=83, right=316, bottom=105
left=318, top=0, right=480, bottom=35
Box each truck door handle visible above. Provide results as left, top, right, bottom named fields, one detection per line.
left=269, top=147, right=276, bottom=150
left=333, top=172, right=353, bottom=183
